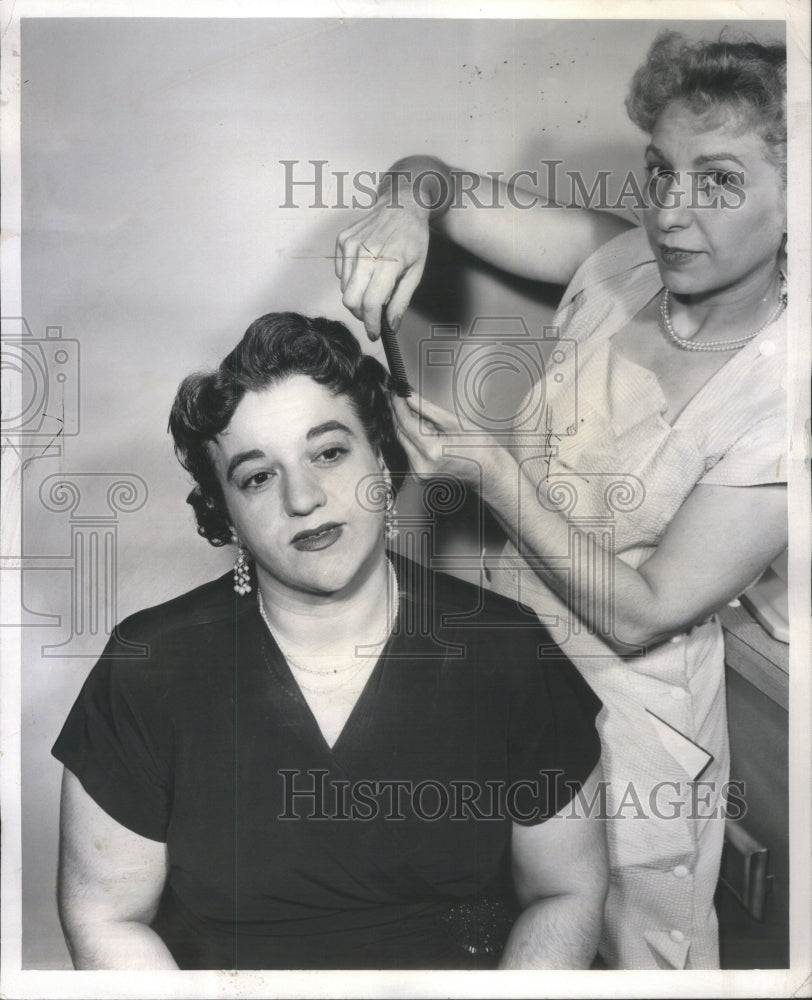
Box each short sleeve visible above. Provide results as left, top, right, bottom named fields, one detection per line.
left=52, top=636, right=173, bottom=842
left=506, top=653, right=602, bottom=827
left=700, top=410, right=787, bottom=486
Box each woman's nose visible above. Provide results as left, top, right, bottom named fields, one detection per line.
left=282, top=468, right=327, bottom=516
left=649, top=171, right=693, bottom=230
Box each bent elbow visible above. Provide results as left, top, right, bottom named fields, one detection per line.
left=600, top=621, right=663, bottom=655
left=603, top=606, right=697, bottom=654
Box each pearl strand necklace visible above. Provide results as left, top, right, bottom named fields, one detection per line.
left=258, top=560, right=399, bottom=692
left=660, top=274, right=787, bottom=352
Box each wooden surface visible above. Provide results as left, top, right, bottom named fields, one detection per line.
left=717, top=602, right=790, bottom=968
left=719, top=603, right=789, bottom=710
left=719, top=664, right=789, bottom=967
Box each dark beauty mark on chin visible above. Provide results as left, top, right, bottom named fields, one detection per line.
left=291, top=524, right=344, bottom=552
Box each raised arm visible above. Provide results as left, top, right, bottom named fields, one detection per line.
left=336, top=155, right=633, bottom=337
left=57, top=768, right=178, bottom=970
left=485, top=454, right=788, bottom=650
left=392, top=393, right=788, bottom=653
left=500, top=764, right=608, bottom=969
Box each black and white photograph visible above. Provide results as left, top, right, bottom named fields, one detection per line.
left=1, top=1, right=809, bottom=997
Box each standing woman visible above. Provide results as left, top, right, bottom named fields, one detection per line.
left=335, top=32, right=789, bottom=969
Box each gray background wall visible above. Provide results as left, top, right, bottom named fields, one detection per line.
left=18, top=16, right=782, bottom=967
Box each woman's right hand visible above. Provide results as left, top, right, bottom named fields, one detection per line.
left=335, top=188, right=430, bottom=340
left=335, top=152, right=632, bottom=340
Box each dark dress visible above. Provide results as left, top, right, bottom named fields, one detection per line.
left=52, top=553, right=602, bottom=970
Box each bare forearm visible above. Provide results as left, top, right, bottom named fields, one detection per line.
left=62, top=916, right=179, bottom=970
left=379, top=156, right=517, bottom=269
left=337, top=153, right=627, bottom=338
left=481, top=446, right=789, bottom=650
left=499, top=892, right=603, bottom=969
left=382, top=154, right=631, bottom=284
left=481, top=446, right=676, bottom=650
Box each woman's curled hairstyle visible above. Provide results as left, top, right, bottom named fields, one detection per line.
left=626, top=31, right=786, bottom=180
left=169, top=312, right=408, bottom=546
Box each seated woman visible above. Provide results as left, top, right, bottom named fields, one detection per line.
left=53, top=312, right=606, bottom=971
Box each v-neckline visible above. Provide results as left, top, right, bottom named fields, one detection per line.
left=259, top=612, right=394, bottom=757
left=604, top=292, right=786, bottom=432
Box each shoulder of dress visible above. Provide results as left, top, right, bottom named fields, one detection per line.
left=720, top=319, right=788, bottom=398
left=390, top=551, right=542, bottom=630
left=113, top=571, right=250, bottom=647
left=559, top=224, right=657, bottom=310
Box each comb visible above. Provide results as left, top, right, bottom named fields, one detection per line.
left=380, top=310, right=413, bottom=397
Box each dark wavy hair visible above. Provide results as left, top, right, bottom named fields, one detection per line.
left=168, top=312, right=408, bottom=546
left=626, top=31, right=787, bottom=181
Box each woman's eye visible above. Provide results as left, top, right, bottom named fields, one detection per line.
left=644, top=165, right=676, bottom=198
left=242, top=470, right=273, bottom=490
left=315, top=446, right=348, bottom=464
left=645, top=163, right=672, bottom=180
left=704, top=169, right=738, bottom=188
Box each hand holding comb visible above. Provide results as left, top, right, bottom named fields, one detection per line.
left=379, top=309, right=413, bottom=397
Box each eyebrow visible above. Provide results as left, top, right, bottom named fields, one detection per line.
left=225, top=421, right=356, bottom=483
left=306, top=420, right=355, bottom=441
left=645, top=143, right=745, bottom=168
left=226, top=449, right=265, bottom=484
left=693, top=153, right=745, bottom=168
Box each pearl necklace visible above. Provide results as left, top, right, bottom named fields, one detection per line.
left=257, top=560, right=399, bottom=692
left=660, top=275, right=787, bottom=352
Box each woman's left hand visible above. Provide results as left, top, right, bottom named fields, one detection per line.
left=390, top=392, right=506, bottom=494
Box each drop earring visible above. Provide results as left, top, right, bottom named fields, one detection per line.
left=233, top=538, right=252, bottom=595
left=384, top=485, right=399, bottom=540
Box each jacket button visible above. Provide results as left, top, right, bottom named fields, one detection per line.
left=670, top=929, right=685, bottom=943
left=673, top=865, right=690, bottom=878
